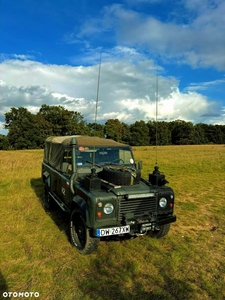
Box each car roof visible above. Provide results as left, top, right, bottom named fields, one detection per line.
left=45, top=135, right=128, bottom=147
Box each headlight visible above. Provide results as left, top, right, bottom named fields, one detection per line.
left=103, top=203, right=114, bottom=214
left=159, top=197, right=167, bottom=208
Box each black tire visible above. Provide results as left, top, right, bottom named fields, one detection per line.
left=147, top=224, right=170, bottom=239
left=44, top=183, right=54, bottom=210
left=70, top=210, right=99, bottom=255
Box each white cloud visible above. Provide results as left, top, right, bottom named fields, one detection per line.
left=0, top=53, right=35, bottom=62
left=158, top=89, right=212, bottom=122
left=0, top=57, right=223, bottom=126
left=71, top=1, right=225, bottom=70
left=185, top=78, right=225, bottom=92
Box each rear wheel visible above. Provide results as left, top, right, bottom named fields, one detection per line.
left=70, top=210, right=99, bottom=254
left=147, top=224, right=170, bottom=239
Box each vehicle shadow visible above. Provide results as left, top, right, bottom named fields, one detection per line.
left=79, top=251, right=194, bottom=300
left=0, top=271, right=9, bottom=299
left=30, top=178, right=70, bottom=239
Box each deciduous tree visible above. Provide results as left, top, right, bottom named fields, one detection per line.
left=38, top=104, right=89, bottom=135
left=104, top=119, right=123, bottom=142
left=130, top=120, right=149, bottom=146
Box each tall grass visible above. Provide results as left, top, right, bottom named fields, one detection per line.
left=0, top=145, right=224, bottom=300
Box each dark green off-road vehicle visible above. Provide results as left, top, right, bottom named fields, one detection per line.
left=42, top=136, right=176, bottom=254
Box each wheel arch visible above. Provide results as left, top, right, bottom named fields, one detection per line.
left=71, top=196, right=91, bottom=227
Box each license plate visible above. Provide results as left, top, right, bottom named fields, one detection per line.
left=96, top=225, right=130, bottom=237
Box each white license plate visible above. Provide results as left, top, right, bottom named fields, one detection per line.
left=96, top=225, right=130, bottom=237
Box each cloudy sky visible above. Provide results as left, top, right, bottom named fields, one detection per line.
left=0, top=0, right=225, bottom=134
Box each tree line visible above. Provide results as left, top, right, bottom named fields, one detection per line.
left=0, top=105, right=225, bottom=150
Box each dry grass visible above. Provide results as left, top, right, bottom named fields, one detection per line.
left=0, top=145, right=225, bottom=300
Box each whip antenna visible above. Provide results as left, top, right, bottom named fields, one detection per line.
left=93, top=52, right=102, bottom=168
left=155, top=66, right=158, bottom=166
left=149, top=66, right=168, bottom=186
left=94, top=52, right=102, bottom=135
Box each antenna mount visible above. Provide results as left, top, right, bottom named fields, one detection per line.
left=149, top=165, right=168, bottom=186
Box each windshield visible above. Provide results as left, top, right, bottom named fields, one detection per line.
left=76, top=146, right=134, bottom=167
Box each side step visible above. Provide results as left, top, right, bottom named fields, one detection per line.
left=49, top=191, right=70, bottom=213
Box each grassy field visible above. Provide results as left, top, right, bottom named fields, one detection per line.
left=0, top=145, right=224, bottom=300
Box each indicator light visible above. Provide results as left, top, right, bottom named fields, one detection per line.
left=97, top=212, right=102, bottom=218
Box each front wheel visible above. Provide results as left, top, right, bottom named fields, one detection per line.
left=147, top=224, right=170, bottom=239
left=70, top=210, right=99, bottom=255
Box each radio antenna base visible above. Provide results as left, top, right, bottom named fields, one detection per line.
left=149, top=165, right=168, bottom=186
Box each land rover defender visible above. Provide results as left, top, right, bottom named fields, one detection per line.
left=42, top=135, right=176, bottom=254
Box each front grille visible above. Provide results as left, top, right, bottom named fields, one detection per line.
left=118, top=197, right=157, bottom=221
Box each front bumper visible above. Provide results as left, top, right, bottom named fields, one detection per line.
left=129, top=214, right=176, bottom=235
left=93, top=215, right=176, bottom=237
left=158, top=215, right=176, bottom=226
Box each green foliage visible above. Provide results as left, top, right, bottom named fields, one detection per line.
left=4, top=106, right=90, bottom=149
left=5, top=107, right=46, bottom=149
left=88, top=123, right=105, bottom=138
left=104, top=119, right=124, bottom=142
left=3, top=105, right=225, bottom=149
left=148, top=121, right=172, bottom=145
left=0, top=134, right=10, bottom=150
left=38, top=104, right=90, bottom=136
left=169, top=120, right=195, bottom=145
left=130, top=120, right=149, bottom=146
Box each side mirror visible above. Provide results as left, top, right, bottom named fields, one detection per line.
left=138, top=161, right=142, bottom=170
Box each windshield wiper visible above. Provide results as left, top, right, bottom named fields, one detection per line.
left=85, top=161, right=102, bottom=168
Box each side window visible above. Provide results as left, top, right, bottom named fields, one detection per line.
left=62, top=150, right=72, bottom=174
